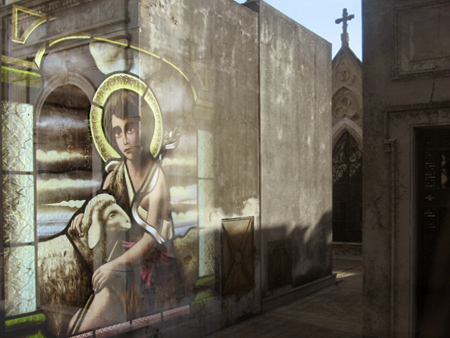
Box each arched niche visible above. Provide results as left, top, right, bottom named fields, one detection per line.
left=332, top=119, right=363, bottom=150
left=35, top=74, right=102, bottom=237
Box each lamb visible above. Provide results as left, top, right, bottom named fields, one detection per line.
left=38, top=193, right=131, bottom=338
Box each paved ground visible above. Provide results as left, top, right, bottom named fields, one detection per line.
left=204, top=258, right=363, bottom=338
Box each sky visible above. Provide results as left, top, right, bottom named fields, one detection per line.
left=240, top=0, right=362, bottom=60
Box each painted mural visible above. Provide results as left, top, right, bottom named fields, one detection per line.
left=2, top=4, right=215, bottom=337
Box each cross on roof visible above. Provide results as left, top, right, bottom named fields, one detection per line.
left=335, top=8, right=354, bottom=47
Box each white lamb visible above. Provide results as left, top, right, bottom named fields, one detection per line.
left=38, top=193, right=131, bottom=337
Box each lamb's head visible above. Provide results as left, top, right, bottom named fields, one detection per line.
left=80, top=194, right=131, bottom=250
left=102, top=202, right=132, bottom=232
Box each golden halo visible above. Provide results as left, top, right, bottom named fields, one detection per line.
left=90, top=73, right=163, bottom=162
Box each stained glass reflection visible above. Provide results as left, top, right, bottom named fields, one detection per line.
left=2, top=102, right=34, bottom=172
left=3, top=174, right=35, bottom=244
left=4, top=245, right=37, bottom=316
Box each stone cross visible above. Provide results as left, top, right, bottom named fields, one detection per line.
left=335, top=8, right=354, bottom=47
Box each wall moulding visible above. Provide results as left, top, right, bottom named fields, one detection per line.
left=7, top=0, right=128, bottom=59
left=394, top=1, right=450, bottom=79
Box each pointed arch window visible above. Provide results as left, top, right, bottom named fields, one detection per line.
left=332, top=131, right=362, bottom=242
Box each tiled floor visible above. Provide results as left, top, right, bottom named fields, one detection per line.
left=204, top=258, right=363, bottom=338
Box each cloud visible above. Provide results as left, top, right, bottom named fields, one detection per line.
left=170, top=185, right=197, bottom=203
left=177, top=200, right=196, bottom=205
left=37, top=114, right=87, bottom=129
left=37, top=208, right=74, bottom=222
left=38, top=177, right=99, bottom=193
left=37, top=207, right=74, bottom=237
left=163, top=157, right=197, bottom=167
left=37, top=150, right=86, bottom=164
left=37, top=176, right=101, bottom=205
left=172, top=211, right=197, bottom=228
left=44, top=200, right=85, bottom=208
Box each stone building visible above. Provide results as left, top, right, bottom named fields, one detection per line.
left=332, top=9, right=363, bottom=256
left=363, top=0, right=450, bottom=336
left=0, top=0, right=332, bottom=337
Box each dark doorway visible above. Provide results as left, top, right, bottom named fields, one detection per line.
left=416, top=128, right=450, bottom=336
left=332, top=131, right=362, bottom=242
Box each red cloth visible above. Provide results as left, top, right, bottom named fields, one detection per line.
left=122, top=241, right=171, bottom=286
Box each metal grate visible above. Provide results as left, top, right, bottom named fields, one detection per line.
left=332, top=131, right=362, bottom=242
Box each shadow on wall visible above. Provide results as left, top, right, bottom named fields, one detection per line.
left=5, top=210, right=333, bottom=338
left=262, top=211, right=333, bottom=296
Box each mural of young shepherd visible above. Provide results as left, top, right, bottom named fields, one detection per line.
left=61, top=75, right=185, bottom=334
left=37, top=71, right=197, bottom=336
left=2, top=2, right=213, bottom=336
left=2, top=0, right=332, bottom=337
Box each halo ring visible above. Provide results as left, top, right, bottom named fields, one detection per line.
left=90, top=73, right=163, bottom=162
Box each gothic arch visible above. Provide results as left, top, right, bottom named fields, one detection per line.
left=332, top=118, right=363, bottom=150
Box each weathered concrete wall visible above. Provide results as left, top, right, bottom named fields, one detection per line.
left=137, top=0, right=260, bottom=215
left=0, top=0, right=333, bottom=336
left=363, top=0, right=450, bottom=337
left=137, top=0, right=261, bottom=334
left=259, top=2, right=332, bottom=301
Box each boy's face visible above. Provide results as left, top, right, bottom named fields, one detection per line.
left=112, top=114, right=140, bottom=161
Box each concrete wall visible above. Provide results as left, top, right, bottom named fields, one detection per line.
left=137, top=0, right=260, bottom=215
left=259, top=2, right=333, bottom=305
left=0, top=0, right=332, bottom=336
left=136, top=0, right=261, bottom=333
left=363, top=0, right=450, bottom=337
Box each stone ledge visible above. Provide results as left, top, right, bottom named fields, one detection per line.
left=332, top=242, right=362, bottom=257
